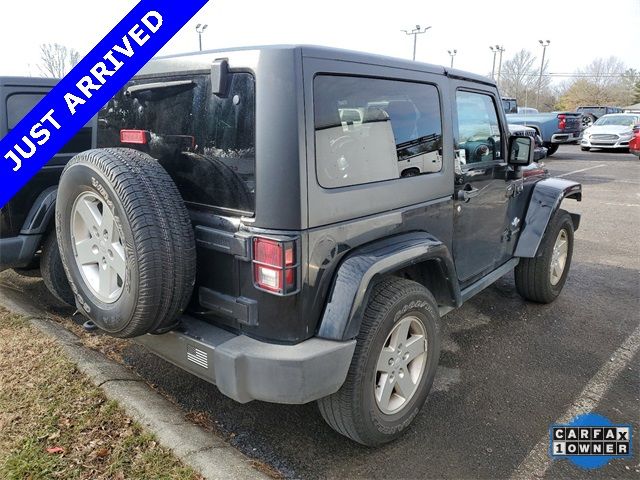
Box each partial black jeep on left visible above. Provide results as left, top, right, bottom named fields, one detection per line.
left=0, top=77, right=95, bottom=303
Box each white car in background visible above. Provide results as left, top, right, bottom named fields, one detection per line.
left=581, top=113, right=640, bottom=151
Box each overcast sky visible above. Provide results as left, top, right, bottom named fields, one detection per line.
left=1, top=0, right=639, bottom=80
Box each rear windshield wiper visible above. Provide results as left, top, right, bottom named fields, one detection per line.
left=126, top=80, right=196, bottom=101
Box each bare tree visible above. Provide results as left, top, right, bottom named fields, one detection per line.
left=499, top=49, right=552, bottom=109
left=38, top=43, right=80, bottom=78
left=621, top=68, right=640, bottom=104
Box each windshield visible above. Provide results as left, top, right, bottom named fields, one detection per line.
left=97, top=73, right=256, bottom=214
left=593, top=115, right=639, bottom=127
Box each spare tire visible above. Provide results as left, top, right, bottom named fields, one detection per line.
left=582, top=114, right=596, bottom=128
left=55, top=148, right=196, bottom=337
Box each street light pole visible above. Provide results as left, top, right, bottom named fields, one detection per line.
left=496, top=45, right=505, bottom=87
left=401, top=25, right=431, bottom=61
left=489, top=46, right=498, bottom=79
left=536, top=40, right=550, bottom=109
left=195, top=24, right=208, bottom=51
left=447, top=49, right=457, bottom=68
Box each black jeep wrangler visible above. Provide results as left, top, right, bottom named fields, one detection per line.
left=0, top=77, right=95, bottom=304
left=51, top=46, right=581, bottom=446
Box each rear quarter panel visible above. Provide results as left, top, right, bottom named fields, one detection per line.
left=300, top=56, right=456, bottom=337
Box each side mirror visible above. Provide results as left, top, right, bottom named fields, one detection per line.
left=211, top=58, right=230, bottom=97
left=508, top=135, right=534, bottom=166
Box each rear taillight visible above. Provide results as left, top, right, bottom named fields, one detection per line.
left=252, top=237, right=298, bottom=295
left=558, top=114, right=566, bottom=130
left=120, top=129, right=149, bottom=144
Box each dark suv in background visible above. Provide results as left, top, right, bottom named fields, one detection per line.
left=577, top=105, right=623, bottom=128
left=0, top=77, right=95, bottom=303
left=10, top=46, right=582, bottom=446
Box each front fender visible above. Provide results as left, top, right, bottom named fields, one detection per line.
left=317, top=232, right=460, bottom=341
left=514, top=178, right=581, bottom=258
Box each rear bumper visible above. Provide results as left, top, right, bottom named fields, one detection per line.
left=135, top=315, right=356, bottom=404
left=0, top=234, right=42, bottom=271
left=551, top=132, right=582, bottom=144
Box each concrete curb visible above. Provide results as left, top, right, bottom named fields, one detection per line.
left=0, top=290, right=269, bottom=480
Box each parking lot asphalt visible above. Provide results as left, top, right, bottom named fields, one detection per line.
left=2, top=144, right=638, bottom=479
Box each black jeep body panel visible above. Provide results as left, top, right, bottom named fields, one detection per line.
left=0, top=77, right=96, bottom=270
left=317, top=230, right=459, bottom=341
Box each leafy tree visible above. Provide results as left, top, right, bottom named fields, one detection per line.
left=621, top=69, right=640, bottom=104
left=38, top=43, right=80, bottom=78
left=557, top=57, right=635, bottom=109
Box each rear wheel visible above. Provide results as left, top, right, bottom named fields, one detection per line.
left=515, top=209, right=574, bottom=303
left=317, top=277, right=440, bottom=446
left=546, top=144, right=559, bottom=156
left=41, top=230, right=74, bottom=305
left=582, top=114, right=596, bottom=128
left=56, top=148, right=196, bottom=338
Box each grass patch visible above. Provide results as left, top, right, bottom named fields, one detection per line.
left=0, top=309, right=202, bottom=480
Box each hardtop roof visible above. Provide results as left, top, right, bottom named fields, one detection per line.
left=0, top=76, right=58, bottom=87
left=153, top=44, right=495, bottom=86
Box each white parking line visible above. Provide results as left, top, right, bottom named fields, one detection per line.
left=604, top=202, right=640, bottom=208
left=510, top=324, right=640, bottom=480
left=556, top=164, right=606, bottom=178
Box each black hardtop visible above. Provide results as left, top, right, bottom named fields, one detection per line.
left=148, top=44, right=494, bottom=86
left=0, top=76, right=59, bottom=87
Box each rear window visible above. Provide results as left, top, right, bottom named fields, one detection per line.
left=97, top=73, right=256, bottom=214
left=6, top=92, right=93, bottom=154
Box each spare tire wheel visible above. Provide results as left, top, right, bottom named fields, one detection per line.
left=55, top=148, right=196, bottom=338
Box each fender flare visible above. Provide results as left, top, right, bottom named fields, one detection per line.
left=514, top=178, right=581, bottom=258
left=20, top=186, right=57, bottom=235
left=0, top=187, right=57, bottom=270
left=317, top=232, right=460, bottom=341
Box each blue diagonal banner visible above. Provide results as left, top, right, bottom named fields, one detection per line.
left=0, top=0, right=209, bottom=208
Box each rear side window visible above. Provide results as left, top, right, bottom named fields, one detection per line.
left=6, top=93, right=93, bottom=154
left=6, top=93, right=45, bottom=129
left=97, top=73, right=256, bottom=215
left=314, top=75, right=443, bottom=188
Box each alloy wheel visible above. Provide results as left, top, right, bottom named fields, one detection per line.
left=71, top=192, right=126, bottom=303
left=374, top=315, right=428, bottom=415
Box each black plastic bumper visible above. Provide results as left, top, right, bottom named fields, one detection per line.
left=135, top=315, right=356, bottom=404
left=0, top=234, right=42, bottom=270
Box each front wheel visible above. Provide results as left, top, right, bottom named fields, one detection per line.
left=546, top=144, right=559, bottom=156
left=515, top=209, right=574, bottom=303
left=581, top=147, right=591, bottom=152
left=317, top=277, right=440, bottom=446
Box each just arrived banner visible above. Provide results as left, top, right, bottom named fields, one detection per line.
left=0, top=0, right=209, bottom=208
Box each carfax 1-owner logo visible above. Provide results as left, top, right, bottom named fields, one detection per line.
left=550, top=413, right=633, bottom=469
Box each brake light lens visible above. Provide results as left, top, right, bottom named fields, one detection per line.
left=558, top=114, right=566, bottom=130
left=120, top=129, right=149, bottom=144
left=252, top=237, right=298, bottom=295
